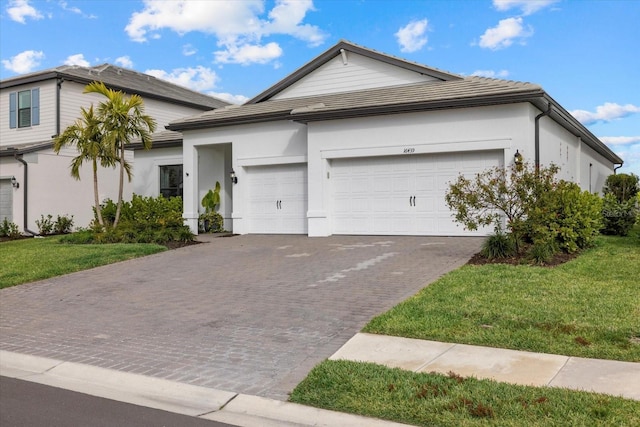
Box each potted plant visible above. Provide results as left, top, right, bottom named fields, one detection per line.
left=200, top=181, right=225, bottom=233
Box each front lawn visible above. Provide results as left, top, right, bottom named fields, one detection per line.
left=364, top=233, right=640, bottom=362
left=0, top=236, right=166, bottom=289
left=291, top=232, right=640, bottom=426
left=290, top=360, right=640, bottom=427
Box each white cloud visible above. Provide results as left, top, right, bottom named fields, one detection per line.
left=264, top=0, right=325, bottom=47
left=7, top=0, right=43, bottom=23
left=395, top=19, right=429, bottom=53
left=471, top=69, right=510, bottom=78
left=478, top=17, right=533, bottom=50
left=145, top=66, right=220, bottom=92
left=214, top=42, right=283, bottom=65
left=209, top=92, right=250, bottom=105
left=64, top=53, right=90, bottom=67
left=115, top=56, right=133, bottom=68
left=1, top=50, right=44, bottom=73
left=182, top=44, right=197, bottom=56
left=493, top=0, right=558, bottom=16
left=125, top=0, right=326, bottom=65
left=59, top=0, right=96, bottom=19
left=571, top=103, right=640, bottom=125
left=600, top=136, right=640, bottom=146
left=59, top=0, right=81, bottom=15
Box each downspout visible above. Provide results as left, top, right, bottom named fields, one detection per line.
left=613, top=164, right=623, bottom=174
left=56, top=78, right=63, bottom=137
left=534, top=103, right=552, bottom=168
left=14, top=153, right=38, bottom=236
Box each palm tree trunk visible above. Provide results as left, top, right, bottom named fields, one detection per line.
left=113, top=143, right=125, bottom=228
left=92, top=159, right=105, bottom=227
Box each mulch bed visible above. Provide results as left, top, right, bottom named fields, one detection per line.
left=467, top=249, right=579, bottom=267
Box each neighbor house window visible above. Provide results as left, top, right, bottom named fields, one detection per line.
left=160, top=164, right=183, bottom=198
left=9, top=88, right=39, bottom=129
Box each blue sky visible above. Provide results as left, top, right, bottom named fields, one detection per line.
left=1, top=0, right=638, bottom=174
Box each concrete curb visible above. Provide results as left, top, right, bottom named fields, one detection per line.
left=0, top=350, right=409, bottom=427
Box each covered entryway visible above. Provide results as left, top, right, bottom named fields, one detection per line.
left=0, top=179, right=13, bottom=222
left=246, top=163, right=308, bottom=234
left=331, top=150, right=503, bottom=235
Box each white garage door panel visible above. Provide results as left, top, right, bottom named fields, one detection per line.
left=247, top=163, right=308, bottom=234
left=0, top=180, right=13, bottom=222
left=332, top=150, right=502, bottom=236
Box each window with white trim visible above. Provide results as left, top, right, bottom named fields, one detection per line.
left=159, top=164, right=183, bottom=198
left=9, top=88, right=40, bottom=128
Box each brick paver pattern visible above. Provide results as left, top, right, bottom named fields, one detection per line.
left=0, top=235, right=482, bottom=400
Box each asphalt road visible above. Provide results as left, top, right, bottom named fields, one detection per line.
left=0, top=376, right=236, bottom=427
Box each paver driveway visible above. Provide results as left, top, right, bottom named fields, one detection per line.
left=0, top=235, right=483, bottom=400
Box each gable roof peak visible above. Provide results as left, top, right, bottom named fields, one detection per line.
left=246, top=39, right=463, bottom=104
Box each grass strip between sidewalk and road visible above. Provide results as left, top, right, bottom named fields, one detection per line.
left=290, top=360, right=640, bottom=427
left=0, top=236, right=167, bottom=289
left=363, top=233, right=640, bottom=362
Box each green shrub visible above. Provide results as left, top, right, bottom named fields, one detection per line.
left=35, top=214, right=55, bottom=235
left=447, top=163, right=602, bottom=262
left=74, top=194, right=195, bottom=245
left=603, top=173, right=639, bottom=202
left=59, top=229, right=96, bottom=244
left=527, top=181, right=602, bottom=253
left=199, top=211, right=225, bottom=233
left=601, top=194, right=637, bottom=236
left=527, top=233, right=559, bottom=265
left=481, top=228, right=516, bottom=259
left=0, top=218, right=21, bottom=239
left=54, top=214, right=74, bottom=234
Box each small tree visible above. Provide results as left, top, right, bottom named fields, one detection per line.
left=445, top=162, right=559, bottom=250
left=84, top=82, right=156, bottom=228
left=53, top=105, right=116, bottom=227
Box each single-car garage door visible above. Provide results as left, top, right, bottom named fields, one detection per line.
left=246, top=163, right=308, bottom=234
left=331, top=150, right=502, bottom=236
left=0, top=179, right=13, bottom=223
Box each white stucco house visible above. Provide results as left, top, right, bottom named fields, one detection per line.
left=168, top=40, right=623, bottom=237
left=0, top=64, right=228, bottom=233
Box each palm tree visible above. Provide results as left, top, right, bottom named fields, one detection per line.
left=84, top=82, right=157, bottom=228
left=53, top=105, right=116, bottom=227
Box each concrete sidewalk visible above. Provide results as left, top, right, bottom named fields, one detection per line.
left=331, top=333, right=640, bottom=401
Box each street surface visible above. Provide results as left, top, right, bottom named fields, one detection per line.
left=0, top=376, right=236, bottom=427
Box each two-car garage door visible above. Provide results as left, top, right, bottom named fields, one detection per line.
left=331, top=150, right=503, bottom=236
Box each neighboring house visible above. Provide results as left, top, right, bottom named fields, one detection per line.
left=0, top=64, right=228, bottom=232
left=168, top=40, right=623, bottom=237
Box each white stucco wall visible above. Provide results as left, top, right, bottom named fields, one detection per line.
left=133, top=146, right=183, bottom=197
left=306, top=104, right=533, bottom=235
left=1, top=148, right=131, bottom=232
left=181, top=121, right=308, bottom=233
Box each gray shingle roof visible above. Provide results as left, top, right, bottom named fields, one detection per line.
left=168, top=76, right=544, bottom=129
left=0, top=64, right=229, bottom=110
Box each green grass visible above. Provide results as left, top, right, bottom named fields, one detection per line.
left=363, top=233, right=640, bottom=362
left=290, top=360, right=640, bottom=427
left=0, top=236, right=167, bottom=288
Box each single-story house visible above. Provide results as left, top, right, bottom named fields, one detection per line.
left=168, top=40, right=622, bottom=237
